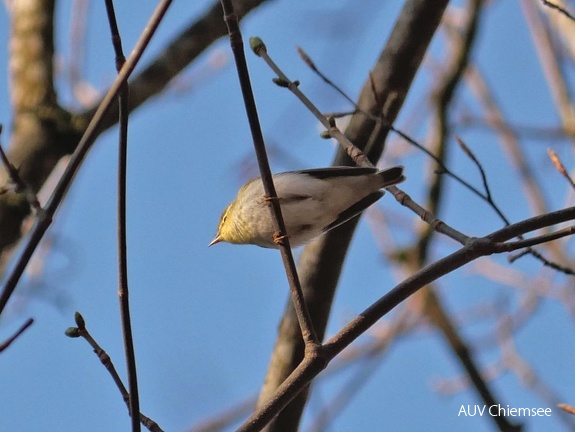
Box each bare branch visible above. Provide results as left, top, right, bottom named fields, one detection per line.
left=0, top=0, right=173, bottom=319
left=0, top=128, right=40, bottom=211
left=254, top=1, right=450, bottom=428
left=220, top=1, right=320, bottom=349
left=541, top=0, right=575, bottom=21
left=0, top=0, right=271, bottom=273
left=65, top=312, right=163, bottom=432
left=0, top=318, right=33, bottom=352
left=104, top=1, right=141, bottom=431
left=239, top=206, right=575, bottom=431
left=548, top=148, right=575, bottom=190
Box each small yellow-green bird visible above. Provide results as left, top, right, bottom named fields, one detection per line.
left=209, top=166, right=405, bottom=248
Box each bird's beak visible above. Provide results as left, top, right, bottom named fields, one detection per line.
left=208, top=234, right=222, bottom=247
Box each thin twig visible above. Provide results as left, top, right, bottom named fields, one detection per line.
left=464, top=66, right=574, bottom=274
left=253, top=40, right=472, bottom=245
left=65, top=313, right=163, bottom=432
left=104, top=1, right=141, bottom=431
left=542, top=0, right=575, bottom=21
left=495, top=226, right=575, bottom=251
left=387, top=185, right=470, bottom=244
left=390, top=122, right=492, bottom=204
left=0, top=0, right=173, bottom=319
left=0, top=318, right=33, bottom=352
left=455, top=136, right=494, bottom=201
left=296, top=46, right=356, bottom=107
left=396, top=128, right=567, bottom=276
left=0, top=126, right=41, bottom=211
left=292, top=47, right=490, bottom=241
left=548, top=148, right=575, bottom=190
left=252, top=38, right=371, bottom=168
left=301, top=27, right=574, bottom=276
left=305, top=54, right=558, bottom=262
left=219, top=1, right=319, bottom=348
left=488, top=207, right=575, bottom=242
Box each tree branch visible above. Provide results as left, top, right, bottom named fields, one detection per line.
left=256, top=1, right=450, bottom=430
left=0, top=0, right=270, bottom=274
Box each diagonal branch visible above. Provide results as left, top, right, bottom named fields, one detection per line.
left=239, top=207, right=575, bottom=431
left=0, top=0, right=271, bottom=275
left=0, top=0, right=173, bottom=318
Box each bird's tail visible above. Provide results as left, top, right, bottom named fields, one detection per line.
left=378, top=166, right=405, bottom=188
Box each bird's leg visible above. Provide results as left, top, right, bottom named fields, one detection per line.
left=263, top=195, right=279, bottom=204
left=273, top=231, right=287, bottom=246
left=264, top=196, right=289, bottom=245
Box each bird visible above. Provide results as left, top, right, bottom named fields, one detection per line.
left=209, top=165, right=405, bottom=248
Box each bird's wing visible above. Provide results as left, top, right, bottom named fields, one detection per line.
left=323, top=191, right=384, bottom=232
left=294, top=167, right=378, bottom=179
left=277, top=194, right=313, bottom=204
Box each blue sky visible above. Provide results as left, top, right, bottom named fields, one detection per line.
left=1, top=1, right=575, bottom=431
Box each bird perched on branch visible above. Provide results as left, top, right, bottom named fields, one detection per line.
left=210, top=166, right=405, bottom=248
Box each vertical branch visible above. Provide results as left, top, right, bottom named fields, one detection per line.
left=0, top=0, right=172, bottom=355
left=0, top=0, right=59, bottom=271
left=104, top=1, right=140, bottom=431
left=257, top=1, right=450, bottom=430
left=0, top=0, right=270, bottom=270
left=219, top=0, right=319, bottom=348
